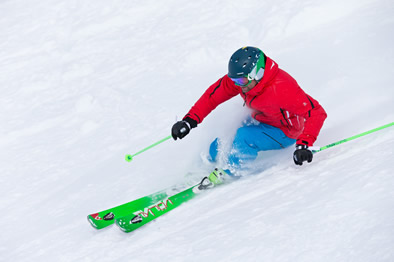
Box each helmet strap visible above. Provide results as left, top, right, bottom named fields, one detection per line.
left=248, top=66, right=264, bottom=81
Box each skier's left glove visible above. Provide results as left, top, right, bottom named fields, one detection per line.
left=293, top=144, right=313, bottom=165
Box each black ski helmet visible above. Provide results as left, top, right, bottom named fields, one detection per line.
left=228, top=46, right=266, bottom=79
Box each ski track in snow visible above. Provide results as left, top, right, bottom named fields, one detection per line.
left=1, top=0, right=394, bottom=261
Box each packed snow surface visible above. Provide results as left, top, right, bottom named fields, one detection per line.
left=1, top=0, right=394, bottom=261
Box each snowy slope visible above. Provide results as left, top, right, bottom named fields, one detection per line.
left=1, top=0, right=394, bottom=261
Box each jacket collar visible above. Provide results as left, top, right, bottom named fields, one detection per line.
left=246, top=56, right=279, bottom=96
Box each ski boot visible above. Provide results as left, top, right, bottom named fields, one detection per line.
left=208, top=168, right=228, bottom=185
left=197, top=168, right=229, bottom=190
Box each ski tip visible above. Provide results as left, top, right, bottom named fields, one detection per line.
left=87, top=215, right=99, bottom=229
left=115, top=217, right=130, bottom=233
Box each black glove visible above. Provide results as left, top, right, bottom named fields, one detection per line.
left=171, top=117, right=197, bottom=140
left=293, top=144, right=313, bottom=165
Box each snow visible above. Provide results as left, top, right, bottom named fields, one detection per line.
left=1, top=0, right=394, bottom=261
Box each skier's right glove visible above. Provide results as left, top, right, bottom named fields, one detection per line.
left=171, top=117, right=197, bottom=140
left=293, top=144, right=313, bottom=165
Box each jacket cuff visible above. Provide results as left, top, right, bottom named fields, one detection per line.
left=296, top=134, right=316, bottom=146
left=183, top=117, right=198, bottom=128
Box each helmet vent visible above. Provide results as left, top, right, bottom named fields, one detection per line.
left=228, top=46, right=265, bottom=78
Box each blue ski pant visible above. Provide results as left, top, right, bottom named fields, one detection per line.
left=209, top=121, right=296, bottom=168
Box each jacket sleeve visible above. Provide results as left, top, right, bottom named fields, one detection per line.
left=297, top=94, right=327, bottom=146
left=281, top=85, right=327, bottom=146
left=183, top=75, right=239, bottom=124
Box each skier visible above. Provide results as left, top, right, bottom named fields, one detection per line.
left=171, top=46, right=327, bottom=185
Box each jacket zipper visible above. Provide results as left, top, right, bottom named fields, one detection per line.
left=249, top=96, right=257, bottom=108
left=242, top=93, right=247, bottom=106
left=280, top=108, right=291, bottom=129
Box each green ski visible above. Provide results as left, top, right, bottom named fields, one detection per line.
left=116, top=180, right=210, bottom=233
left=87, top=189, right=170, bottom=229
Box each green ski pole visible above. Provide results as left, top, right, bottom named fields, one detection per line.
left=312, top=122, right=394, bottom=153
left=125, top=135, right=172, bottom=162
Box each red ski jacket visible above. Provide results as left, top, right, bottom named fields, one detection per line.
left=184, top=56, right=327, bottom=146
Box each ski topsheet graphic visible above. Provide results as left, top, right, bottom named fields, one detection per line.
left=87, top=189, right=169, bottom=230
left=116, top=183, right=203, bottom=233
left=87, top=177, right=211, bottom=233
left=87, top=180, right=209, bottom=231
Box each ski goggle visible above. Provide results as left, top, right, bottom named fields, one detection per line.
left=230, top=63, right=265, bottom=87
left=230, top=75, right=253, bottom=87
